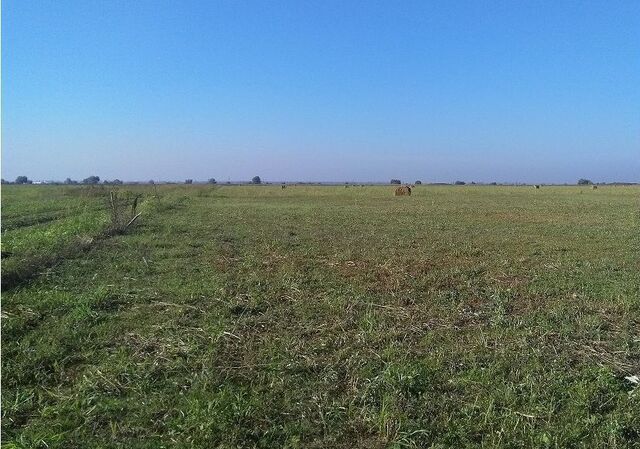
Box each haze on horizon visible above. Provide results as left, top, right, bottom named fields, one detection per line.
left=2, top=1, right=639, bottom=184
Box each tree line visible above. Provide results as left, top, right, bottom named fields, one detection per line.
left=1, top=175, right=263, bottom=185
left=0, top=176, right=613, bottom=186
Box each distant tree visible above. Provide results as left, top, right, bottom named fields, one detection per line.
left=454, top=180, right=466, bottom=185
left=208, top=178, right=217, bottom=184
left=251, top=176, right=262, bottom=184
left=415, top=180, right=422, bottom=185
left=82, top=175, right=100, bottom=185
left=577, top=178, right=593, bottom=185
left=390, top=179, right=401, bottom=185
left=148, top=180, right=155, bottom=185
left=185, top=179, right=193, bottom=184
left=15, top=175, right=31, bottom=184
left=1, top=178, right=6, bottom=184
left=112, top=179, right=123, bottom=185
left=64, top=178, right=78, bottom=185
left=490, top=182, right=497, bottom=185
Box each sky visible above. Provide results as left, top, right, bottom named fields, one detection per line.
left=2, top=0, right=639, bottom=183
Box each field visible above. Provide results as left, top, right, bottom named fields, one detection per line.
left=2, top=184, right=639, bottom=448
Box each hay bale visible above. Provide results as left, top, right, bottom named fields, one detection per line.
left=394, top=185, right=412, bottom=196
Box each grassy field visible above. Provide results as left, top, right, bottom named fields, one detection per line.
left=2, top=184, right=639, bottom=448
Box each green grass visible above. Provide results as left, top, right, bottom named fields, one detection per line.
left=2, top=184, right=639, bottom=448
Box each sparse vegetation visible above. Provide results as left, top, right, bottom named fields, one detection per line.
left=2, top=184, right=639, bottom=448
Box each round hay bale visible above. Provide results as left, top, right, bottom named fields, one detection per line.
left=394, top=185, right=412, bottom=196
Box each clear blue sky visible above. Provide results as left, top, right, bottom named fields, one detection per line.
left=3, top=0, right=639, bottom=183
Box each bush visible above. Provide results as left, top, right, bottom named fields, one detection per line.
left=577, top=178, right=593, bottom=185
left=390, top=179, right=401, bottom=185
left=82, top=176, right=100, bottom=185
left=208, top=178, right=217, bottom=184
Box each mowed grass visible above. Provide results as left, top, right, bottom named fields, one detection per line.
left=2, top=184, right=639, bottom=448
left=1, top=186, right=110, bottom=288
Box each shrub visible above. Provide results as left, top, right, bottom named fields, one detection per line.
left=82, top=176, right=100, bottom=185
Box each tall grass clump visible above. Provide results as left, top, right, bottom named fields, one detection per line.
left=106, top=190, right=142, bottom=235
